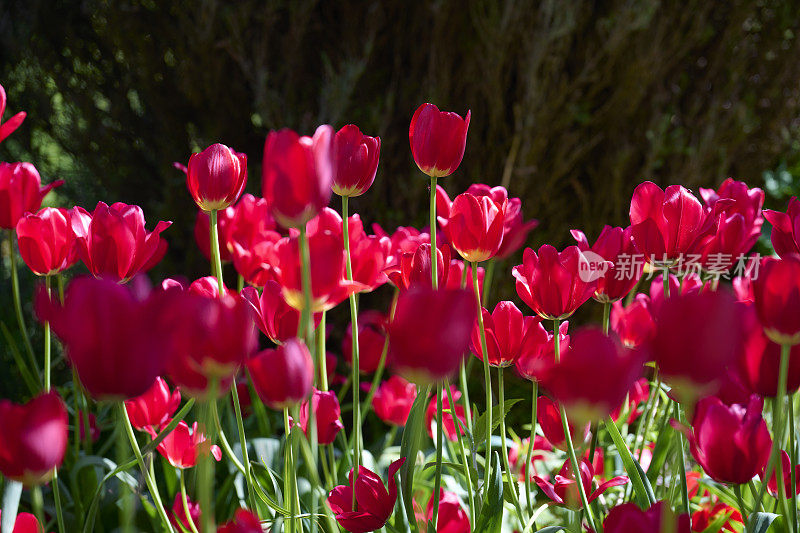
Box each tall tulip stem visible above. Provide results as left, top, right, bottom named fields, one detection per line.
left=554, top=319, right=598, bottom=532
left=473, top=262, right=493, bottom=501
left=430, top=177, right=438, bottom=287
left=284, top=408, right=296, bottom=533
left=789, top=393, right=798, bottom=531
left=7, top=231, right=40, bottom=379
left=445, top=381, right=475, bottom=525
left=499, top=367, right=527, bottom=527
left=197, top=381, right=218, bottom=533
left=525, top=381, right=539, bottom=516
left=775, top=344, right=793, bottom=531
left=209, top=209, right=225, bottom=293
left=43, top=275, right=51, bottom=391
left=431, top=382, right=445, bottom=529
left=180, top=471, right=200, bottom=533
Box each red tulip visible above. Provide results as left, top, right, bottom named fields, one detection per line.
left=471, top=301, right=541, bottom=367
left=733, top=273, right=755, bottom=303
left=533, top=457, right=627, bottom=508
left=678, top=395, right=771, bottom=484
left=512, top=244, right=597, bottom=320
left=508, top=436, right=551, bottom=482
left=372, top=223, right=430, bottom=268
left=648, top=273, right=708, bottom=316
left=327, top=457, right=406, bottom=533
left=186, top=143, right=247, bottom=211
left=15, top=207, right=77, bottom=275
left=298, top=388, right=344, bottom=445
left=71, top=201, right=171, bottom=282
left=763, top=196, right=800, bottom=258
left=602, top=501, right=690, bottom=533
left=0, top=511, right=46, bottom=533
left=217, top=509, right=263, bottom=533
left=739, top=304, right=800, bottom=397
left=262, top=125, right=334, bottom=228
left=444, top=192, right=505, bottom=263
left=0, top=83, right=27, bottom=143
left=194, top=206, right=234, bottom=262
left=0, top=392, right=68, bottom=485
left=0, top=162, right=63, bottom=229
left=386, top=243, right=451, bottom=291
left=343, top=311, right=387, bottom=373
left=388, top=286, right=476, bottom=383
left=247, top=339, right=314, bottom=410
left=333, top=124, right=381, bottom=197
left=752, top=255, right=800, bottom=345
left=544, top=328, right=644, bottom=424
left=125, top=377, right=182, bottom=431
left=571, top=225, right=641, bottom=302
left=514, top=321, right=567, bottom=383
left=696, top=178, right=764, bottom=262
left=425, top=386, right=467, bottom=442
left=169, top=493, right=200, bottom=533
left=763, top=450, right=800, bottom=498
left=409, top=103, right=470, bottom=178
left=537, top=396, right=589, bottom=451
left=629, top=181, right=708, bottom=262
left=154, top=420, right=222, bottom=469
left=241, top=282, right=321, bottom=343
left=227, top=193, right=282, bottom=285
left=372, top=375, right=418, bottom=427
left=610, top=294, right=655, bottom=349
left=425, top=489, right=470, bottom=533
left=691, top=502, right=743, bottom=533
left=444, top=259, right=484, bottom=294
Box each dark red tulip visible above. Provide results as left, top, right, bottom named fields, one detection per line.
left=409, top=103, right=470, bottom=179
left=372, top=375, right=418, bottom=427
left=0, top=83, right=27, bottom=143
left=512, top=244, right=597, bottom=320
left=194, top=206, right=234, bottom=262
left=651, top=290, right=747, bottom=398
left=739, top=304, right=800, bottom=397
left=629, top=181, right=708, bottom=262
left=343, top=311, right=387, bottom=373
left=169, top=493, right=201, bottom=533
left=537, top=396, right=588, bottom=451
left=186, top=143, right=247, bottom=211
left=333, top=124, right=380, bottom=197
left=444, top=259, right=484, bottom=295
left=544, top=328, right=644, bottom=424
left=0, top=391, right=68, bottom=486
left=533, top=457, right=627, bottom=509
left=763, top=196, right=800, bottom=258
left=247, top=339, right=314, bottom=410
left=691, top=502, right=743, bottom=533
left=262, top=125, right=334, bottom=228
left=327, top=458, right=406, bottom=533
left=124, top=377, right=182, bottom=432
left=444, top=192, right=505, bottom=263
left=226, top=193, right=282, bottom=285
left=154, top=420, right=222, bottom=469
left=242, top=282, right=321, bottom=344
left=298, top=388, right=344, bottom=445
left=388, top=286, right=476, bottom=383
left=763, top=450, right=800, bottom=498
left=471, top=301, right=541, bottom=367
left=0, top=511, right=45, bottom=533
left=571, top=225, right=641, bottom=302
left=678, top=395, right=771, bottom=484
left=425, top=489, right=470, bottom=533
left=610, top=294, right=655, bottom=349
left=217, top=509, right=263, bottom=533
left=15, top=207, right=77, bottom=275
left=425, top=386, right=467, bottom=442
left=752, top=255, right=800, bottom=345
left=372, top=223, right=430, bottom=268
left=386, top=243, right=451, bottom=291
left=602, top=501, right=690, bottom=533
left=0, top=162, right=63, bottom=229
left=648, top=273, right=708, bottom=316
left=71, top=201, right=171, bottom=282
left=515, top=321, right=566, bottom=383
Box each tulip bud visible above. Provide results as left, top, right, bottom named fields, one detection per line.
left=571, top=225, right=641, bottom=303
left=218, top=509, right=263, bottom=533
left=343, top=311, right=387, bottom=373
left=186, top=143, right=247, bottom=212
left=752, top=255, right=800, bottom=345
left=372, top=376, right=417, bottom=427
left=15, top=207, right=77, bottom=276
left=444, top=192, right=506, bottom=263
left=247, top=339, right=314, bottom=410
left=0, top=162, right=63, bottom=229
left=603, top=501, right=690, bottom=533
left=425, top=386, right=467, bottom=442
left=124, top=377, right=182, bottom=431
left=471, top=301, right=540, bottom=367
left=425, top=489, right=470, bottom=533
left=333, top=124, right=380, bottom=197
left=409, top=103, right=470, bottom=178
left=298, top=389, right=344, bottom=445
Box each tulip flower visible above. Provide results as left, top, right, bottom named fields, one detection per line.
left=0, top=83, right=26, bottom=143
left=262, top=125, right=334, bottom=228
left=508, top=436, right=551, bottom=481
left=543, top=328, right=644, bottom=424
left=610, top=294, right=655, bottom=349
left=241, top=282, right=321, bottom=344
left=733, top=273, right=755, bottom=303
left=226, top=193, right=283, bottom=285
left=386, top=243, right=452, bottom=291
left=648, top=273, right=708, bottom=315
left=409, top=103, right=470, bottom=178
left=372, top=375, right=418, bottom=427
left=425, top=386, right=467, bottom=442
left=0, top=511, right=46, bottom=533
left=752, top=255, right=800, bottom=345
left=471, top=301, right=541, bottom=367
left=739, top=305, right=800, bottom=397
left=691, top=502, right=743, bottom=533
left=333, top=124, right=381, bottom=197
left=763, top=196, right=800, bottom=258
left=0, top=162, right=63, bottom=229
left=372, top=223, right=430, bottom=267
left=677, top=395, right=771, bottom=484
left=169, top=493, right=201, bottom=532
left=537, top=396, right=589, bottom=451
left=247, top=339, right=314, bottom=410
left=297, top=388, right=344, bottom=445
left=571, top=225, right=641, bottom=302
left=763, top=450, right=800, bottom=498
left=194, top=206, right=234, bottom=262
left=425, top=489, right=470, bottom=533
left=15, top=207, right=77, bottom=276
left=327, top=457, right=406, bottom=533
left=343, top=311, right=387, bottom=373
left=388, top=286, right=476, bottom=383
left=444, top=192, right=505, bottom=263
left=602, top=501, right=690, bottom=533
left=515, top=321, right=567, bottom=383
left=512, top=244, right=598, bottom=320
left=71, top=201, right=171, bottom=282
left=533, top=457, right=628, bottom=508
left=0, top=391, right=68, bottom=485
left=124, top=377, right=182, bottom=431
left=217, top=509, right=263, bottom=533
left=154, top=420, right=222, bottom=469
left=186, top=143, right=247, bottom=211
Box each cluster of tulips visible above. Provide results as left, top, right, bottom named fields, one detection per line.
left=2, top=79, right=800, bottom=533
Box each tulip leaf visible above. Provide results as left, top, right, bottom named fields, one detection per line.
left=747, top=512, right=780, bottom=533
left=646, top=412, right=676, bottom=485
left=473, top=399, right=523, bottom=447
left=535, top=528, right=567, bottom=533
left=250, top=462, right=290, bottom=516
left=400, top=383, right=431, bottom=532
left=472, top=452, right=504, bottom=533
left=604, top=417, right=655, bottom=509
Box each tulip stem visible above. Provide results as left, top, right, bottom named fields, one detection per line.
left=284, top=408, right=296, bottom=533
left=431, top=382, right=445, bottom=529
left=356, top=288, right=398, bottom=427
left=734, top=485, right=749, bottom=525
left=430, top=177, right=438, bottom=287
left=317, top=311, right=328, bottom=390
left=499, top=368, right=527, bottom=527
left=445, top=381, right=475, bottom=526
left=230, top=384, right=255, bottom=510
left=209, top=209, right=225, bottom=293
left=118, top=404, right=174, bottom=533
left=458, top=269, right=474, bottom=436
left=197, top=381, right=218, bottom=533
left=180, top=471, right=200, bottom=533
left=790, top=393, right=798, bottom=531
left=473, top=262, right=493, bottom=502
left=675, top=403, right=691, bottom=525
left=482, top=259, right=495, bottom=307
left=44, top=275, right=51, bottom=391
left=525, top=381, right=538, bottom=518
left=554, top=319, right=599, bottom=532
left=7, top=231, right=41, bottom=381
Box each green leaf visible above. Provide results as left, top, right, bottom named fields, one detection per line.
left=604, top=417, right=655, bottom=509
left=536, top=528, right=567, bottom=533
left=250, top=462, right=289, bottom=516
left=400, top=383, right=431, bottom=532
left=473, top=399, right=523, bottom=447
left=472, top=452, right=504, bottom=533
left=646, top=419, right=675, bottom=485
left=747, top=512, right=780, bottom=533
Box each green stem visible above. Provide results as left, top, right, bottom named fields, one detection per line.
left=284, top=408, right=296, bottom=533
left=662, top=267, right=670, bottom=298
left=790, top=393, right=798, bottom=532
left=8, top=231, right=40, bottom=380
left=317, top=311, right=328, bottom=390
left=52, top=469, right=66, bottom=533
left=44, top=275, right=51, bottom=391
left=431, top=382, right=445, bottom=529
left=675, top=403, right=691, bottom=526
left=31, top=485, right=44, bottom=528
left=473, top=263, right=493, bottom=502
left=445, top=381, right=475, bottom=526
left=525, top=381, right=538, bottom=518
left=356, top=289, right=398, bottom=428
left=180, top=471, right=200, bottom=533
left=481, top=259, right=496, bottom=307
left=499, top=368, right=527, bottom=527
left=430, top=177, right=438, bottom=287
left=230, top=384, right=254, bottom=509
left=734, top=485, right=749, bottom=525
left=209, top=210, right=225, bottom=294
left=211, top=396, right=247, bottom=475
left=197, top=381, right=218, bottom=533
left=298, top=226, right=314, bottom=340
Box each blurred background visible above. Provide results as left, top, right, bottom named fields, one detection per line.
left=2, top=1, right=800, bottom=397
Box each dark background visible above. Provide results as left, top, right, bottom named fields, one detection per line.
left=2, top=0, right=800, bottom=399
